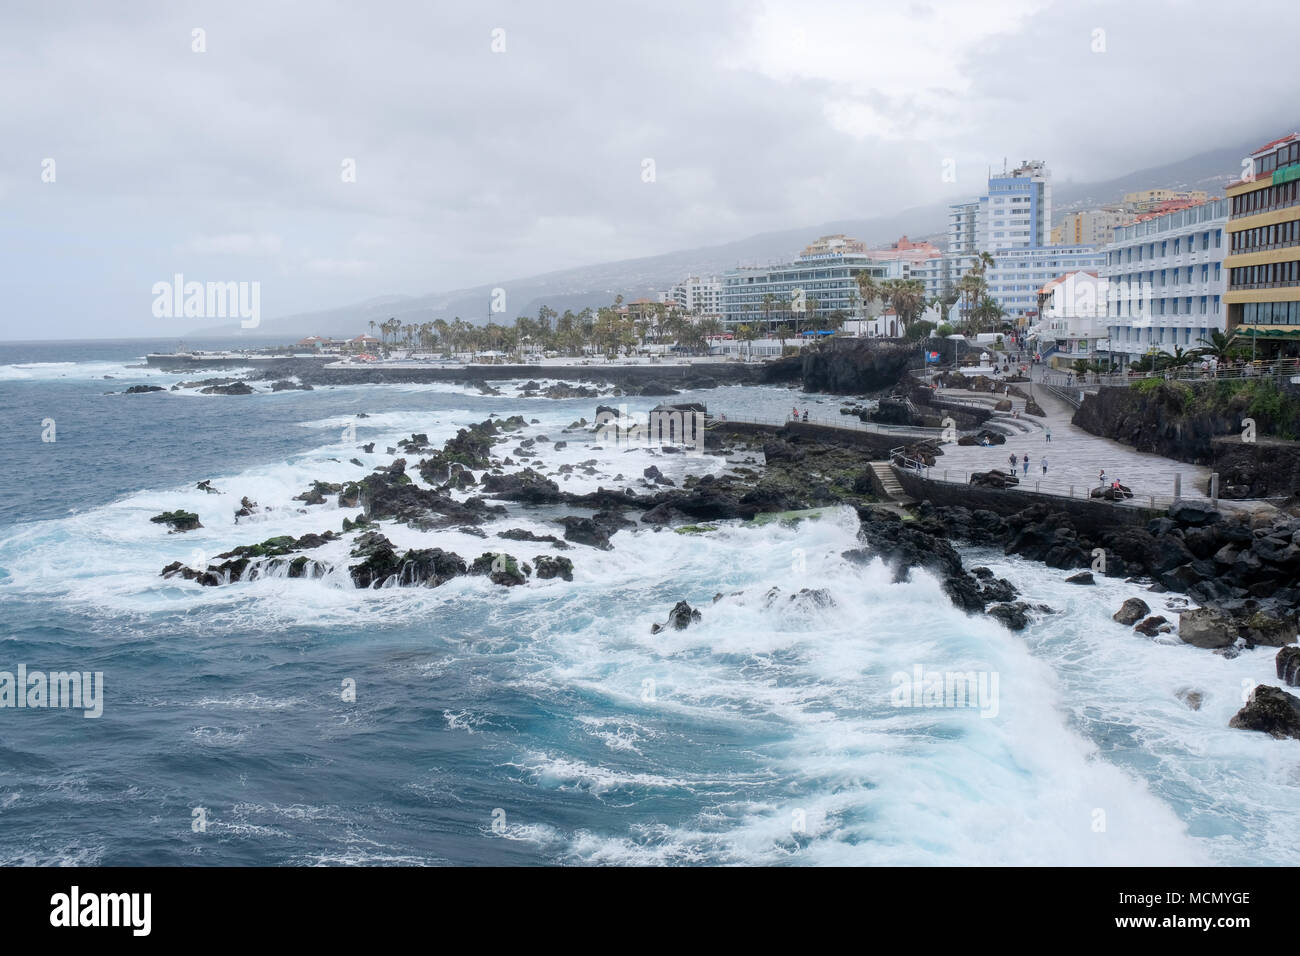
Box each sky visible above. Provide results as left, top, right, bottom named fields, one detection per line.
left=2, top=0, right=1298, bottom=340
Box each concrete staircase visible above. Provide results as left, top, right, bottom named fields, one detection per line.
left=868, top=461, right=912, bottom=502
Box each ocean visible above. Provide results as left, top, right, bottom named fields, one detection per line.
left=0, top=339, right=1292, bottom=866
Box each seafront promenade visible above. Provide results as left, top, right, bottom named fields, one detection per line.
left=712, top=367, right=1229, bottom=510
left=922, top=374, right=1215, bottom=506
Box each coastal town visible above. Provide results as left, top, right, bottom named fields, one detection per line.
left=160, top=132, right=1300, bottom=385
left=13, top=0, right=1300, bottom=909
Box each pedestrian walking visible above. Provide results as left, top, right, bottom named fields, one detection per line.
left=1022, top=453, right=1029, bottom=475
left=1098, top=468, right=1106, bottom=488
left=1041, top=456, right=1048, bottom=475
left=1009, top=453, right=1017, bottom=476
left=1045, top=427, right=1051, bottom=442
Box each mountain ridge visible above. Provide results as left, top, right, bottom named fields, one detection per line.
left=205, top=131, right=1292, bottom=339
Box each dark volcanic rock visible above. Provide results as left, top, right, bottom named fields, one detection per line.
left=1276, top=646, right=1300, bottom=687
left=480, top=469, right=563, bottom=504
left=651, top=600, right=702, bottom=633
left=357, top=471, right=483, bottom=526
left=970, top=470, right=1019, bottom=489
left=347, top=532, right=468, bottom=588
left=200, top=381, right=254, bottom=395
left=557, top=516, right=613, bottom=550
left=798, top=340, right=913, bottom=394
left=1113, top=598, right=1151, bottom=625
left=124, top=384, right=165, bottom=394
left=1064, top=571, right=1095, bottom=585
left=469, top=552, right=529, bottom=586
left=1229, top=685, right=1300, bottom=739
left=533, top=555, right=575, bottom=581
left=150, top=510, right=202, bottom=532
left=497, top=528, right=570, bottom=550
left=987, top=601, right=1032, bottom=631
left=846, top=508, right=995, bottom=614
left=1134, top=615, right=1169, bottom=637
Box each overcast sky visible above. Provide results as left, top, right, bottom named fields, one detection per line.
left=3, top=0, right=1298, bottom=340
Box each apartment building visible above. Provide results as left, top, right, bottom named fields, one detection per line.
left=1099, top=198, right=1228, bottom=366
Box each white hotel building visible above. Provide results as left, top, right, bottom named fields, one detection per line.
left=932, top=160, right=1105, bottom=323
left=665, top=275, right=723, bottom=318
left=1099, top=198, right=1228, bottom=365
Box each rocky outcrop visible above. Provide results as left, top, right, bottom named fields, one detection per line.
left=200, top=381, right=254, bottom=395
left=1211, top=436, right=1300, bottom=500
left=1113, top=598, right=1151, bottom=625
left=1134, top=615, right=1170, bottom=637
left=846, top=508, right=1020, bottom=621
left=969, top=470, right=1019, bottom=489
left=1276, top=646, right=1300, bottom=686
left=161, top=531, right=339, bottom=586
left=533, top=555, right=574, bottom=581
left=348, top=532, right=468, bottom=588
left=354, top=467, right=495, bottom=528
left=294, top=480, right=343, bottom=505
left=651, top=601, right=702, bottom=633
left=480, top=468, right=563, bottom=504
left=415, top=415, right=527, bottom=482
left=1229, top=685, right=1300, bottom=739
left=797, top=340, right=914, bottom=394
left=1178, top=606, right=1297, bottom=649
left=909, top=500, right=1300, bottom=617
left=497, top=528, right=570, bottom=550
left=469, top=552, right=528, bottom=586
left=150, top=510, right=202, bottom=532
left=557, top=516, right=613, bottom=550
left=1073, top=381, right=1300, bottom=468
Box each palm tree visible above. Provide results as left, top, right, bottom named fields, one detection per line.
left=1160, top=345, right=1198, bottom=370
left=736, top=323, right=757, bottom=360
left=882, top=279, right=926, bottom=336
left=855, top=272, right=881, bottom=323
left=957, top=274, right=984, bottom=331
left=1193, top=330, right=1239, bottom=362
left=972, top=296, right=1005, bottom=334
left=761, top=294, right=778, bottom=336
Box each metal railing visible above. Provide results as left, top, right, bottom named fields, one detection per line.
left=1052, top=358, right=1300, bottom=389
left=710, top=412, right=945, bottom=437
left=1039, top=382, right=1085, bottom=408
left=892, top=460, right=1186, bottom=510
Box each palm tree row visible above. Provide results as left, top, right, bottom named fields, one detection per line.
left=361, top=306, right=727, bottom=359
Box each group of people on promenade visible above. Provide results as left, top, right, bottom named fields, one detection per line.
left=1008, top=452, right=1049, bottom=477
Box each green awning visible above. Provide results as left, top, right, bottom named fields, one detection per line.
left=1273, top=164, right=1300, bottom=185
left=1237, top=326, right=1300, bottom=339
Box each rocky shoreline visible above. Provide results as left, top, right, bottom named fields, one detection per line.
left=148, top=395, right=1300, bottom=742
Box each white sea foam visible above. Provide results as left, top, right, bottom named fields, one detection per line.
left=0, top=387, right=1289, bottom=865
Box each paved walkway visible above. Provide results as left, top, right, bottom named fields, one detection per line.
left=920, top=370, right=1214, bottom=505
